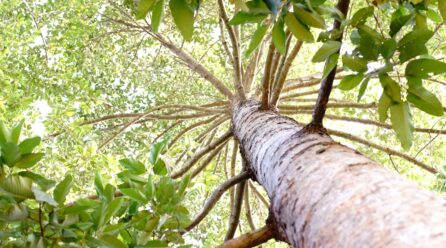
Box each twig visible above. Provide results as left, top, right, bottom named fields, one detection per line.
left=225, top=180, right=246, bottom=240
left=217, top=225, right=274, bottom=248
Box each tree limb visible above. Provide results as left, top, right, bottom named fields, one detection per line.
left=171, top=130, right=233, bottom=178
left=185, top=171, right=251, bottom=231
left=225, top=179, right=246, bottom=241
left=260, top=42, right=276, bottom=110
left=310, top=0, right=351, bottom=127
left=217, top=225, right=274, bottom=248
left=244, top=185, right=256, bottom=231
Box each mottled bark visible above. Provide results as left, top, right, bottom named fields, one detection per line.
left=232, top=100, right=446, bottom=247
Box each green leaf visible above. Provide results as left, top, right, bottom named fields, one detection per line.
left=350, top=6, right=374, bottom=27
left=321, top=54, right=339, bottom=80
left=425, top=9, right=442, bottom=23
left=0, top=204, right=28, bottom=221
left=399, top=42, right=428, bottom=63
left=32, top=187, right=58, bottom=206
left=94, top=171, right=104, bottom=197
left=151, top=0, right=165, bottom=32
left=149, top=139, right=168, bottom=165
left=0, top=176, right=34, bottom=200
left=18, top=137, right=41, bottom=154
left=407, top=77, right=444, bottom=116
left=439, top=0, right=446, bottom=25
left=342, top=55, right=368, bottom=72
left=246, top=24, right=268, bottom=57
left=0, top=121, right=11, bottom=144
left=155, top=178, right=175, bottom=204
left=379, top=74, right=402, bottom=103
left=358, top=25, right=382, bottom=60
left=104, top=198, right=125, bottom=224
left=293, top=6, right=326, bottom=29
left=18, top=171, right=56, bottom=191
left=1, top=143, right=21, bottom=166
left=229, top=11, right=267, bottom=25
left=54, top=174, right=74, bottom=205
left=415, top=12, right=428, bottom=30
left=405, top=59, right=446, bottom=78
left=337, top=73, right=364, bottom=91
left=136, top=0, right=155, bottom=20
left=177, top=173, right=191, bottom=198
left=153, top=158, right=168, bottom=175
left=389, top=13, right=412, bottom=37
left=397, top=29, right=433, bottom=48
left=390, top=102, right=413, bottom=150
left=14, top=153, right=44, bottom=169
left=380, top=39, right=397, bottom=59
left=103, top=223, right=126, bottom=235
left=285, top=12, right=314, bottom=43
left=119, top=158, right=146, bottom=174
left=357, top=77, right=370, bottom=102
left=378, top=92, right=391, bottom=122
left=99, top=235, right=127, bottom=248
left=311, top=41, right=341, bottom=62
left=120, top=188, right=147, bottom=203
left=169, top=0, right=194, bottom=41
left=272, top=19, right=286, bottom=54
left=11, top=120, right=24, bottom=145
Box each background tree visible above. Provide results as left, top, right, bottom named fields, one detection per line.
left=2, top=0, right=446, bottom=247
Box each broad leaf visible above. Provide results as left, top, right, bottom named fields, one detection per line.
left=119, top=158, right=146, bottom=175
left=378, top=92, right=391, bottom=122
left=32, top=187, right=58, bottom=206
left=351, top=6, right=374, bottom=27
left=18, top=137, right=41, bottom=154
left=149, top=139, right=168, bottom=165
left=405, top=59, right=446, bottom=78
left=151, top=0, right=165, bottom=32
left=54, top=174, right=74, bottom=205
left=18, top=171, right=55, bottom=191
left=246, top=24, right=268, bottom=57
left=120, top=188, right=146, bottom=203
left=440, top=0, right=446, bottom=25
left=357, top=77, right=370, bottom=102
left=294, top=6, right=325, bottom=29
left=390, top=102, right=413, bottom=150
left=14, top=153, right=44, bottom=169
left=321, top=54, right=339, bottom=80
left=272, top=19, right=286, bottom=54
left=407, top=77, right=443, bottom=116
left=312, top=41, right=341, bottom=63
left=169, top=0, right=194, bottom=41
left=285, top=12, right=314, bottom=43
left=1, top=142, right=21, bottom=166
left=153, top=158, right=168, bottom=175
left=11, top=120, right=24, bottom=145
left=342, top=55, right=368, bottom=72
left=0, top=176, right=34, bottom=200
left=380, top=39, right=396, bottom=59
left=229, top=11, right=267, bottom=25
left=338, top=73, right=364, bottom=91
left=136, top=0, right=155, bottom=20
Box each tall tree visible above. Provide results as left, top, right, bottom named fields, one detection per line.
left=93, top=0, right=446, bottom=246
left=2, top=0, right=446, bottom=247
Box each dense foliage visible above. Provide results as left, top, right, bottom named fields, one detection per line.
left=2, top=0, right=446, bottom=247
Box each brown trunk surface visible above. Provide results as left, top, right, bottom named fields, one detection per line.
left=232, top=100, right=446, bottom=247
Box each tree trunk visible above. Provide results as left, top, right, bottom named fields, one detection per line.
left=232, top=100, right=446, bottom=247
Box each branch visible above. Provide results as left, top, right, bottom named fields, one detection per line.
left=270, top=41, right=304, bottom=106
left=195, top=115, right=230, bottom=142
left=249, top=182, right=269, bottom=208
left=280, top=88, right=320, bottom=99
left=225, top=179, right=246, bottom=240
left=171, top=130, right=233, bottom=178
left=260, top=42, right=276, bottom=110
left=230, top=140, right=239, bottom=206
left=326, top=128, right=439, bottom=174
left=217, top=225, right=274, bottom=248
left=185, top=171, right=251, bottom=231
left=168, top=116, right=220, bottom=149
left=191, top=143, right=227, bottom=178
left=243, top=47, right=262, bottom=94
left=310, top=0, right=351, bottom=127
left=278, top=102, right=376, bottom=111
left=295, top=110, right=446, bottom=135
left=218, top=0, right=246, bottom=100
left=152, top=120, right=183, bottom=144
left=244, top=186, right=256, bottom=231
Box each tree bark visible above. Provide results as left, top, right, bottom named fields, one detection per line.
left=232, top=100, right=446, bottom=247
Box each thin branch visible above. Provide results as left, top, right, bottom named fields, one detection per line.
left=294, top=110, right=446, bottom=135
left=195, top=115, right=230, bottom=142
left=260, top=42, right=276, bottom=110
left=249, top=182, right=269, bottom=208
left=244, top=186, right=256, bottom=231
left=185, top=171, right=251, bottom=231
left=168, top=116, right=220, bottom=149
left=230, top=140, right=239, bottom=207
left=270, top=41, right=304, bottom=106
left=191, top=143, right=227, bottom=178
left=271, top=31, right=292, bottom=92
left=244, top=47, right=262, bottom=94
left=225, top=179, right=246, bottom=241
left=217, top=225, right=275, bottom=248
left=152, top=120, right=183, bottom=144
left=219, top=17, right=234, bottom=64
left=310, top=0, right=351, bottom=127
left=218, top=0, right=246, bottom=100
left=171, top=130, right=233, bottom=179
left=326, top=128, right=439, bottom=175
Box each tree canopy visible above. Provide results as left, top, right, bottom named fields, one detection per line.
left=1, top=0, right=446, bottom=247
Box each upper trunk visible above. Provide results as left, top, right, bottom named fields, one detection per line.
left=232, top=100, right=446, bottom=247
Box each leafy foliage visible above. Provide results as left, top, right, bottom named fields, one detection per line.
left=0, top=123, right=191, bottom=247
